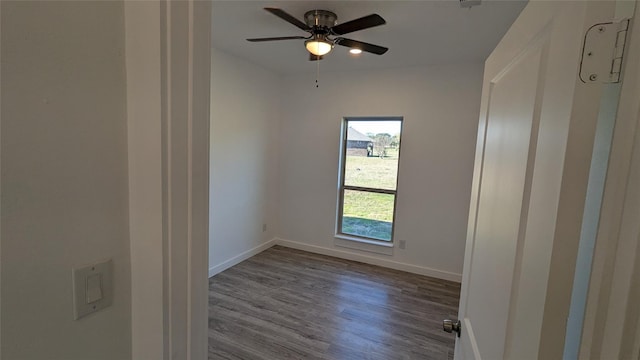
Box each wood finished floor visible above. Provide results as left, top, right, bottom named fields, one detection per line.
left=208, top=246, right=461, bottom=360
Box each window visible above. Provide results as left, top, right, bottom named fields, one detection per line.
left=337, top=118, right=403, bottom=243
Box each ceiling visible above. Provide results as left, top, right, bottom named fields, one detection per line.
left=211, top=1, right=527, bottom=75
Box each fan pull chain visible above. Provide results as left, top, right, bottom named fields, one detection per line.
left=316, top=57, right=320, bottom=88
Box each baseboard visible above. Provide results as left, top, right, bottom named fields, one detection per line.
left=275, top=238, right=462, bottom=283
left=208, top=238, right=277, bottom=278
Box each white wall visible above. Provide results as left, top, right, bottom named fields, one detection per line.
left=209, top=48, right=280, bottom=275
left=277, top=63, right=483, bottom=279
left=1, top=2, right=131, bottom=359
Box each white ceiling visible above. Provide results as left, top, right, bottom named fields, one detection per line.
left=212, top=1, right=527, bottom=75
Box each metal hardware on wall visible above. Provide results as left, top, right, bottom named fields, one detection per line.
left=580, top=19, right=630, bottom=83
left=443, top=319, right=462, bottom=337
left=460, top=0, right=481, bottom=9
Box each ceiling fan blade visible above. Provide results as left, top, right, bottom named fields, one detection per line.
left=264, top=7, right=310, bottom=31
left=335, top=38, right=388, bottom=55
left=330, top=14, right=386, bottom=35
left=247, top=36, right=308, bottom=42
left=309, top=54, right=324, bottom=61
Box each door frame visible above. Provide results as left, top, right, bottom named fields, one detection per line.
left=125, top=1, right=211, bottom=359
left=123, top=0, right=640, bottom=359
left=580, top=2, right=640, bottom=358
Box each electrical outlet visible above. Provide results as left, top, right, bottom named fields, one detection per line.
left=262, top=223, right=267, bottom=232
left=399, top=240, right=406, bottom=249
left=460, top=0, right=481, bottom=8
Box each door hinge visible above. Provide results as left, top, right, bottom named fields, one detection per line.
left=580, top=19, right=630, bottom=84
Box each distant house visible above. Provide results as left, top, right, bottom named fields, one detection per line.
left=347, top=127, right=373, bottom=157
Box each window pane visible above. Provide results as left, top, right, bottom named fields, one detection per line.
left=341, top=189, right=394, bottom=241
left=344, top=122, right=400, bottom=190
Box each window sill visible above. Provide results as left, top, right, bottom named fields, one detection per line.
left=334, top=234, right=394, bottom=256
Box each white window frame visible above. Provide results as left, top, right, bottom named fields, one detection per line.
left=335, top=117, right=403, bottom=246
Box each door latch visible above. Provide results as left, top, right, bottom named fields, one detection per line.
left=443, top=319, right=462, bottom=337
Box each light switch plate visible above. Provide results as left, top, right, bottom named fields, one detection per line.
left=72, top=258, right=113, bottom=320
left=86, top=273, right=103, bottom=303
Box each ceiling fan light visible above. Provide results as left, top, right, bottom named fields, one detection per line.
left=305, top=39, right=333, bottom=56
left=349, top=48, right=363, bottom=54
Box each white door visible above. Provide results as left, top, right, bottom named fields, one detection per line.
left=454, top=1, right=631, bottom=359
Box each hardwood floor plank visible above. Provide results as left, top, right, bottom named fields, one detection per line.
left=209, top=246, right=460, bottom=359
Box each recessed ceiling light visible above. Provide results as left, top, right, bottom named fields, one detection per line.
left=349, top=48, right=363, bottom=55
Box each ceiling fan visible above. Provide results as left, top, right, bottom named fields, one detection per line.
left=247, top=8, right=389, bottom=61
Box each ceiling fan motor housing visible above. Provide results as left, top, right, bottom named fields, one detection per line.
left=246, top=8, right=388, bottom=58
left=304, top=10, right=337, bottom=32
